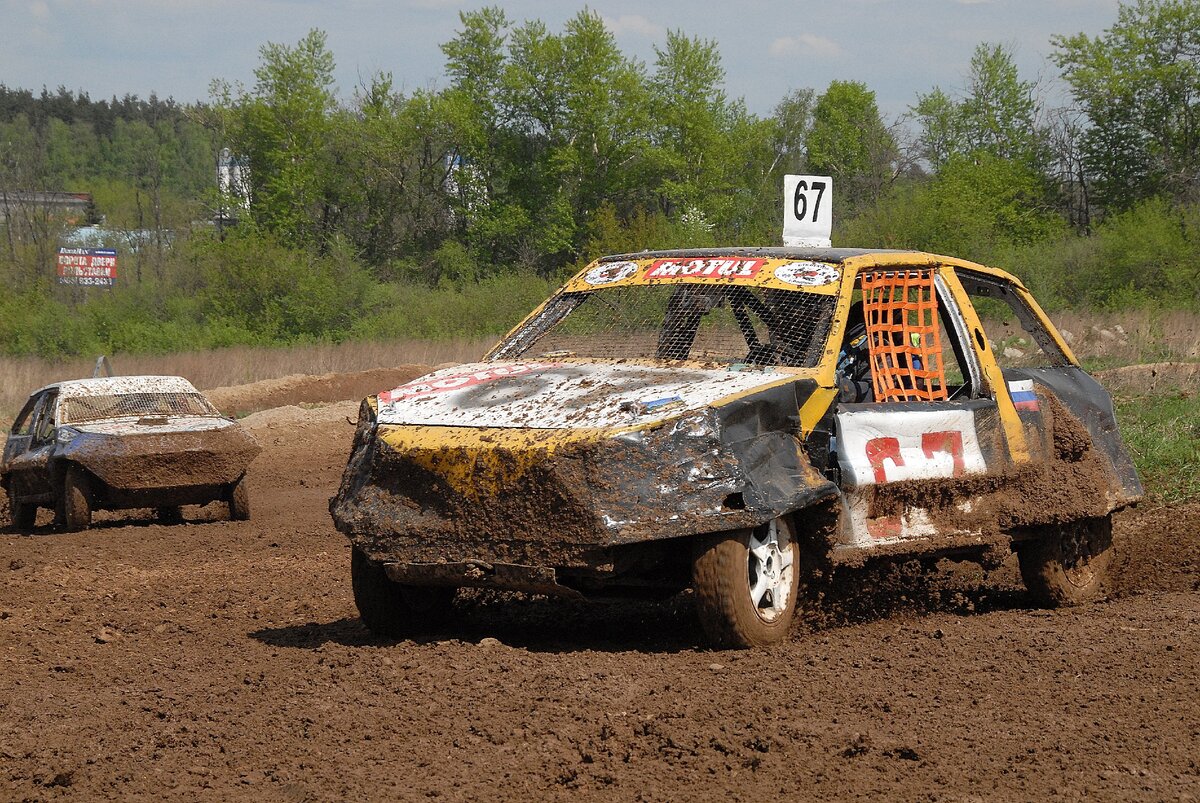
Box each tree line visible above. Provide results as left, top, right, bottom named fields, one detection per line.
left=0, top=0, right=1198, bottom=358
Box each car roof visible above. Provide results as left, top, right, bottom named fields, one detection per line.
left=595, top=247, right=1025, bottom=286
left=31, top=375, right=200, bottom=400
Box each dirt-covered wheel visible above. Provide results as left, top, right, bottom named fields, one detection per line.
left=227, top=475, right=251, bottom=521
left=155, top=506, right=183, bottom=524
left=351, top=546, right=454, bottom=639
left=9, top=493, right=36, bottom=531
left=692, top=517, right=800, bottom=648
left=1018, top=515, right=1114, bottom=607
left=61, top=466, right=93, bottom=532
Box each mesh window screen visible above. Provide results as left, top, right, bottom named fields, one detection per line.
left=62, top=392, right=220, bottom=425
left=503, top=285, right=837, bottom=368
left=860, top=269, right=949, bottom=402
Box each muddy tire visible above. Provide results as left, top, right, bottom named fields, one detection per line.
left=351, top=546, right=453, bottom=639
left=9, top=495, right=36, bottom=531
left=1018, top=516, right=1114, bottom=607
left=62, top=466, right=93, bottom=532
left=692, top=518, right=800, bottom=648
left=156, top=507, right=183, bottom=524
left=227, top=476, right=250, bottom=521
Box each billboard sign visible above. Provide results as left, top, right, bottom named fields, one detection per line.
left=57, top=247, right=117, bottom=288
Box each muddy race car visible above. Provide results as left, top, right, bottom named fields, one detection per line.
left=331, top=248, right=1142, bottom=648
left=2, top=376, right=260, bottom=531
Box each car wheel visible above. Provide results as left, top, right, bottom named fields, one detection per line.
left=62, top=466, right=93, bottom=532
left=1018, top=515, right=1114, bottom=607
left=9, top=494, right=36, bottom=531
left=155, top=506, right=184, bottom=524
left=227, top=476, right=251, bottom=521
left=692, top=518, right=801, bottom=648
left=351, top=546, right=454, bottom=638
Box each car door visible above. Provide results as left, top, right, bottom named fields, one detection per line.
left=832, top=264, right=1030, bottom=547
left=5, top=390, right=59, bottom=502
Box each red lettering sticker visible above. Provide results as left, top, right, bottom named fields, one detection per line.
left=921, top=430, right=966, bottom=477
left=379, top=362, right=561, bottom=404
left=865, top=436, right=903, bottom=483
left=644, top=257, right=765, bottom=280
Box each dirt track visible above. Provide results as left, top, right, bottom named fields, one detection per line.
left=2, top=396, right=1199, bottom=801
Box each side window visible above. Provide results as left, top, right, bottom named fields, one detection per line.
left=838, top=268, right=976, bottom=404
left=32, top=392, right=58, bottom=443
left=955, top=271, right=1071, bottom=369
left=11, top=394, right=41, bottom=436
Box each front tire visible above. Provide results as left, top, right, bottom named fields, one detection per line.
left=692, top=518, right=800, bottom=648
left=351, top=546, right=454, bottom=638
left=62, top=466, right=93, bottom=532
left=1018, top=516, right=1114, bottom=607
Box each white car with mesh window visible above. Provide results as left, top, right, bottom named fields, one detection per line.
left=2, top=375, right=260, bottom=531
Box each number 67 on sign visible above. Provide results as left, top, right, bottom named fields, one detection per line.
left=782, top=174, right=833, bottom=248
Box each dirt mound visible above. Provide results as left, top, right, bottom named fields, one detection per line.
left=204, top=365, right=430, bottom=416
left=1096, top=361, right=1200, bottom=394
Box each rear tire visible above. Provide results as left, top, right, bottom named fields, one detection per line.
left=1018, top=516, right=1113, bottom=607
left=692, top=518, right=800, bottom=648
left=351, top=546, right=454, bottom=638
left=62, top=466, right=93, bottom=532
left=227, top=476, right=251, bottom=521
left=9, top=494, right=36, bottom=531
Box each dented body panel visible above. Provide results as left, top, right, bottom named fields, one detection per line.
left=330, top=247, right=1142, bottom=597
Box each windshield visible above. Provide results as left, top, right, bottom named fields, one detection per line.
left=60, top=392, right=220, bottom=425
left=493, top=284, right=837, bottom=368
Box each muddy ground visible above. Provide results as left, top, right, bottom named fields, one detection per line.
left=1, top=395, right=1198, bottom=801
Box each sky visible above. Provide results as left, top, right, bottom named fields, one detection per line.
left=0, top=0, right=1120, bottom=119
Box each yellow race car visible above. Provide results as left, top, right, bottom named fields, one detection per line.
left=331, top=248, right=1141, bottom=647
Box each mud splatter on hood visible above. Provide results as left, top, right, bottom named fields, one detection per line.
left=73, top=416, right=235, bottom=437
left=375, top=361, right=805, bottom=430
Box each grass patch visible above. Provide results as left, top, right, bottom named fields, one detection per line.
left=1115, top=389, right=1200, bottom=504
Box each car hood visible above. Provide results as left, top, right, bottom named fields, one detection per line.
left=72, top=416, right=236, bottom=437
left=374, top=360, right=803, bottom=430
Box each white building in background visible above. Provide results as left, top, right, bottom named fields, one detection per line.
left=217, top=147, right=250, bottom=218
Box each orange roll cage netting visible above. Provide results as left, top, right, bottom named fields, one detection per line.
left=859, top=269, right=948, bottom=403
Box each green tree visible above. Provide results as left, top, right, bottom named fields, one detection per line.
left=1054, top=0, right=1200, bottom=208
left=913, top=43, right=1044, bottom=169
left=211, top=29, right=338, bottom=245
left=807, top=81, right=897, bottom=212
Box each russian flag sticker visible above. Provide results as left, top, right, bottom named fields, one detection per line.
left=1008, top=379, right=1040, bottom=411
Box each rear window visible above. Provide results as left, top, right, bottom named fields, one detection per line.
left=493, top=284, right=837, bottom=368
left=60, top=392, right=219, bottom=425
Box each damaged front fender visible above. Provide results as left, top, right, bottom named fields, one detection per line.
left=330, top=381, right=838, bottom=568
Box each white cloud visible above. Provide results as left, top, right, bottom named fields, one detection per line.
left=768, top=34, right=841, bottom=59
left=29, top=0, right=50, bottom=18
left=602, top=14, right=664, bottom=38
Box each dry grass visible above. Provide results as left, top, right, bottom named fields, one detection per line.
left=0, top=337, right=495, bottom=420
left=1, top=308, right=1197, bottom=423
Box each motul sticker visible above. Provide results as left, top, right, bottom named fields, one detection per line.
left=645, top=257, right=765, bottom=280
left=380, top=362, right=561, bottom=403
